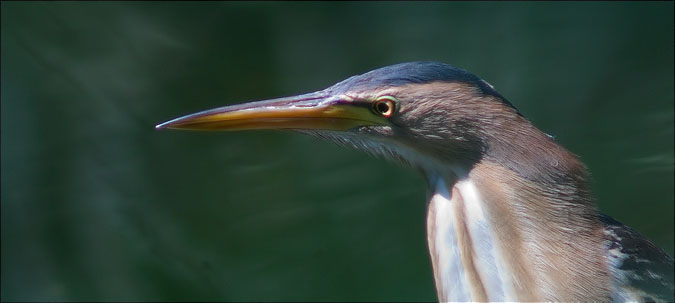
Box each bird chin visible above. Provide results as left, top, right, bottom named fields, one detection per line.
left=295, top=129, right=412, bottom=166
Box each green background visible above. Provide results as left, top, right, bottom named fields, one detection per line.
left=2, top=2, right=673, bottom=301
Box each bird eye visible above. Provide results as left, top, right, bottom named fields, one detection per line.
left=372, top=96, right=396, bottom=118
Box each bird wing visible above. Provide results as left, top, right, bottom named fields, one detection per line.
left=601, top=214, right=674, bottom=302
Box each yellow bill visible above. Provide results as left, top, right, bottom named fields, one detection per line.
left=156, top=92, right=387, bottom=131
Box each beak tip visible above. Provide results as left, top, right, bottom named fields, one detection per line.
left=155, top=121, right=170, bottom=130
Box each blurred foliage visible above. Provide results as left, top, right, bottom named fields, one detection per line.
left=1, top=2, right=673, bottom=301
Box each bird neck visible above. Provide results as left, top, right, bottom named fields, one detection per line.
left=425, top=137, right=611, bottom=301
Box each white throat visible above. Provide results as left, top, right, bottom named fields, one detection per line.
left=426, top=177, right=516, bottom=302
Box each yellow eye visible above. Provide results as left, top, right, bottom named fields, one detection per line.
left=372, top=96, right=396, bottom=118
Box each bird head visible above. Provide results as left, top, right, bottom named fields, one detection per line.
left=156, top=62, right=539, bottom=178
left=157, top=62, right=672, bottom=302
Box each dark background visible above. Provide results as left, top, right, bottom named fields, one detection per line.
left=2, top=2, right=673, bottom=301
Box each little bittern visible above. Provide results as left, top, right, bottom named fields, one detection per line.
left=157, top=62, right=674, bottom=301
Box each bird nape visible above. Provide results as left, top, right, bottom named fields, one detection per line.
left=156, top=61, right=674, bottom=302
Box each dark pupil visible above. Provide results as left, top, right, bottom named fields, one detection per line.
left=376, top=102, right=389, bottom=114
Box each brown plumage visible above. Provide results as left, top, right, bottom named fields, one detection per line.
left=157, top=62, right=674, bottom=301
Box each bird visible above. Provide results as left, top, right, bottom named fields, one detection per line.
left=156, top=62, right=674, bottom=302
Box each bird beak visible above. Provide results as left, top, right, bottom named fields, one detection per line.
left=155, top=92, right=385, bottom=131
